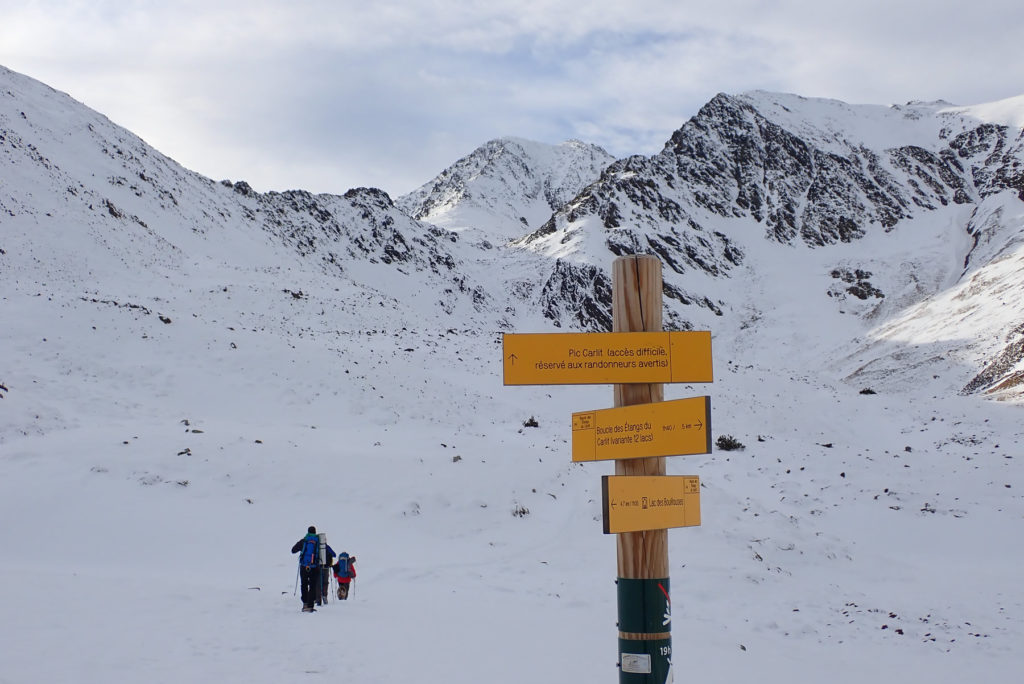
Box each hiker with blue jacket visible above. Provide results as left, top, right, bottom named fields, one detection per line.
left=291, top=526, right=321, bottom=612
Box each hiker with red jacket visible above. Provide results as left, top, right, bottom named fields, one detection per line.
left=333, top=552, right=357, bottom=600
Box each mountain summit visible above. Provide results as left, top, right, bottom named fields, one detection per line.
left=397, top=136, right=615, bottom=245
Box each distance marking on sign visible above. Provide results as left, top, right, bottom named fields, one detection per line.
left=502, top=331, right=712, bottom=386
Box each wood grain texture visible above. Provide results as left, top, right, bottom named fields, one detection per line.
left=612, top=255, right=669, bottom=581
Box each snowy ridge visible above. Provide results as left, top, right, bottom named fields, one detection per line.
left=397, top=136, right=615, bottom=245
left=0, top=64, right=504, bottom=334
left=2, top=65, right=1024, bottom=683
left=944, top=94, right=1024, bottom=130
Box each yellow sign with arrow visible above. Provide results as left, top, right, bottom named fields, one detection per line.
left=602, top=475, right=701, bottom=534
left=572, top=396, right=711, bottom=463
left=502, top=331, right=712, bottom=385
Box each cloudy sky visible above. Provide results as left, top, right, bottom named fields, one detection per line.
left=3, top=0, right=1022, bottom=197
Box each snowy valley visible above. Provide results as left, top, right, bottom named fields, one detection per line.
left=1, top=65, right=1023, bottom=683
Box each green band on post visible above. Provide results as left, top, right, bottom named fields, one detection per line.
left=617, top=578, right=671, bottom=635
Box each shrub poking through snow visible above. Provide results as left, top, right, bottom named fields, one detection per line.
left=716, top=434, right=745, bottom=451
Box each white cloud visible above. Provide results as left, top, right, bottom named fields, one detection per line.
left=1, top=0, right=1022, bottom=195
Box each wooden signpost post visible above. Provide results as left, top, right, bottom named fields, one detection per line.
left=502, top=254, right=712, bottom=684
left=611, top=255, right=674, bottom=684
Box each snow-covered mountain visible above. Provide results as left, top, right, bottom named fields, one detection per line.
left=2, top=65, right=1024, bottom=683
left=397, top=136, right=615, bottom=245
left=516, top=90, right=1024, bottom=398
left=5, top=62, right=1022, bottom=398
left=0, top=65, right=504, bottom=333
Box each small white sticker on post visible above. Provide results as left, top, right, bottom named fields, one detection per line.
left=621, top=653, right=652, bottom=674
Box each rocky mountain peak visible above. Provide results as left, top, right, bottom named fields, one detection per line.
left=396, top=136, right=615, bottom=244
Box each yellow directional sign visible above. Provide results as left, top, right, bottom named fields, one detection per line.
left=572, top=396, right=711, bottom=462
left=502, top=331, right=712, bottom=386
left=602, top=475, right=701, bottom=534
left=501, top=333, right=712, bottom=387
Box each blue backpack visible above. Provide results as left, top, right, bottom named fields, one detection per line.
left=336, top=553, right=351, bottom=578
left=300, top=536, right=319, bottom=568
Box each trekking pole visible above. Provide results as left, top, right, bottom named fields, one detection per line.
left=294, top=564, right=299, bottom=596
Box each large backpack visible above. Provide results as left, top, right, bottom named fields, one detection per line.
left=336, top=553, right=351, bottom=578
left=300, top=536, right=319, bottom=568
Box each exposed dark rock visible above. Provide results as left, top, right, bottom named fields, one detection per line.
left=232, top=180, right=255, bottom=197
left=829, top=268, right=885, bottom=300
left=538, top=260, right=613, bottom=331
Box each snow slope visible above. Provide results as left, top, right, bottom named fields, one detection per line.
left=2, top=65, right=1023, bottom=684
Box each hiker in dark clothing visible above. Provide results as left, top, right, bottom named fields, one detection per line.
left=291, top=526, right=321, bottom=612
